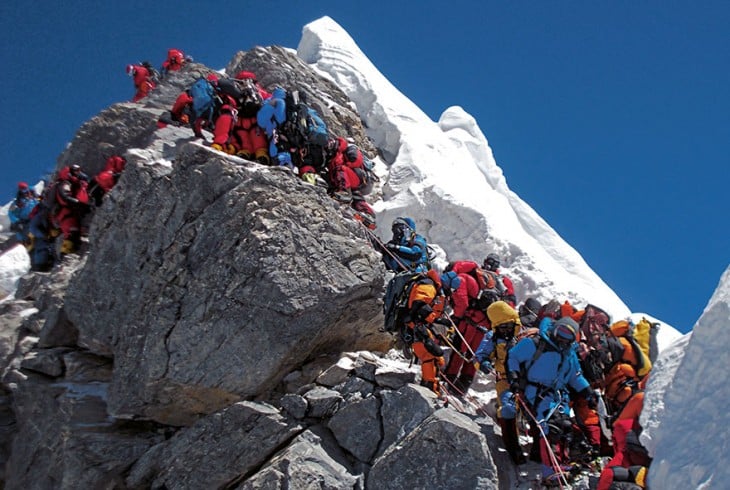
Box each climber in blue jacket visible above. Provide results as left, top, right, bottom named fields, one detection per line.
left=505, top=316, right=595, bottom=482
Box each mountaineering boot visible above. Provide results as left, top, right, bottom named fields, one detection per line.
left=255, top=148, right=270, bottom=165
left=60, top=239, right=76, bottom=255
left=211, top=143, right=225, bottom=152
left=332, top=188, right=353, bottom=204
left=499, top=417, right=527, bottom=465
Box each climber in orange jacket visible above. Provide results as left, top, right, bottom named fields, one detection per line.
left=403, top=269, right=449, bottom=394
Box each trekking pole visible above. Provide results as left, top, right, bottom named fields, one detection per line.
left=446, top=315, right=478, bottom=359
left=515, top=395, right=570, bottom=488
left=437, top=372, right=491, bottom=418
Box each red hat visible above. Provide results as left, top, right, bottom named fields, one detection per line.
left=18, top=182, right=29, bottom=190
left=235, top=70, right=257, bottom=81
left=206, top=73, right=219, bottom=83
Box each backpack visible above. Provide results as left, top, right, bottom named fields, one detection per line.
left=284, top=90, right=329, bottom=148
left=446, top=261, right=504, bottom=311
left=141, top=61, right=160, bottom=84
left=190, top=78, right=217, bottom=121
left=382, top=271, right=428, bottom=333
left=634, top=317, right=660, bottom=364
left=232, top=78, right=264, bottom=117
left=579, top=304, right=611, bottom=349
left=610, top=320, right=652, bottom=378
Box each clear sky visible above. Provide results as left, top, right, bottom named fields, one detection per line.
left=1, top=2, right=727, bottom=333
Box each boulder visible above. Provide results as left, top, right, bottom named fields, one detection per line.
left=328, top=395, right=381, bottom=462
left=64, top=141, right=388, bottom=425
left=368, top=408, right=498, bottom=489
left=126, top=401, right=302, bottom=489
left=238, top=427, right=359, bottom=489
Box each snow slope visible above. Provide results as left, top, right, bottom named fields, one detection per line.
left=642, top=266, right=730, bottom=489
left=298, top=16, right=634, bottom=322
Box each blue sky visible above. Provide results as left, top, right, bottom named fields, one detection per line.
left=1, top=2, right=728, bottom=333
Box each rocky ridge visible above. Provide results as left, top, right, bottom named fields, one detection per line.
left=0, top=46, right=522, bottom=489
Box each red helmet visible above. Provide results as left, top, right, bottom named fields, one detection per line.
left=235, top=70, right=257, bottom=81
left=206, top=73, right=219, bottom=84
left=18, top=182, right=29, bottom=190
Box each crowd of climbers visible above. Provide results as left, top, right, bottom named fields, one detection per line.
left=7, top=48, right=655, bottom=488
left=8, top=156, right=127, bottom=271
left=377, top=217, right=655, bottom=488
left=130, top=48, right=378, bottom=229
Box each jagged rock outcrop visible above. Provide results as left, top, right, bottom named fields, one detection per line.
left=126, top=401, right=303, bottom=489
left=61, top=141, right=387, bottom=425
left=368, top=408, right=498, bottom=489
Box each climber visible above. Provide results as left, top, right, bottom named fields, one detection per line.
left=126, top=63, right=156, bottom=102
left=8, top=182, right=38, bottom=245
left=506, top=315, right=595, bottom=485
left=325, top=137, right=368, bottom=201
left=442, top=262, right=490, bottom=396
left=89, top=155, right=127, bottom=206
left=161, top=48, right=188, bottom=75
left=401, top=269, right=449, bottom=394
left=482, top=253, right=517, bottom=306
left=256, top=87, right=292, bottom=168
left=230, top=70, right=270, bottom=164
left=50, top=165, right=90, bottom=255
left=597, top=418, right=651, bottom=490
left=473, top=301, right=526, bottom=464
left=204, top=74, right=240, bottom=155
left=381, top=217, right=430, bottom=272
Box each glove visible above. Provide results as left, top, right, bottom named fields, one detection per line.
left=386, top=242, right=399, bottom=251
left=580, top=388, right=598, bottom=409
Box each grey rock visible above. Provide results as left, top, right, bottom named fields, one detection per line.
left=317, top=356, right=356, bottom=387
left=368, top=408, right=498, bottom=490
left=280, top=393, right=308, bottom=419
left=374, top=364, right=417, bottom=389
left=5, top=373, right=161, bottom=490
left=328, top=395, right=381, bottom=462
left=335, top=375, right=376, bottom=399
left=20, top=348, right=70, bottom=377
left=304, top=386, right=343, bottom=418
left=64, top=142, right=387, bottom=425
left=126, top=401, right=302, bottom=490
left=377, top=384, right=440, bottom=458
left=237, top=427, right=359, bottom=490
left=354, top=356, right=378, bottom=382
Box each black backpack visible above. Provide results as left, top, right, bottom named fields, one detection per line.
left=382, top=271, right=428, bottom=333
left=233, top=78, right=264, bottom=118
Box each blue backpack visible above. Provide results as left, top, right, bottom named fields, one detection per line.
left=190, top=78, right=216, bottom=121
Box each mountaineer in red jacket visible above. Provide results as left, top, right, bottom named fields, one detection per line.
left=230, top=71, right=270, bottom=164
left=89, top=156, right=127, bottom=206
left=126, top=64, right=156, bottom=102
left=442, top=263, right=490, bottom=395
